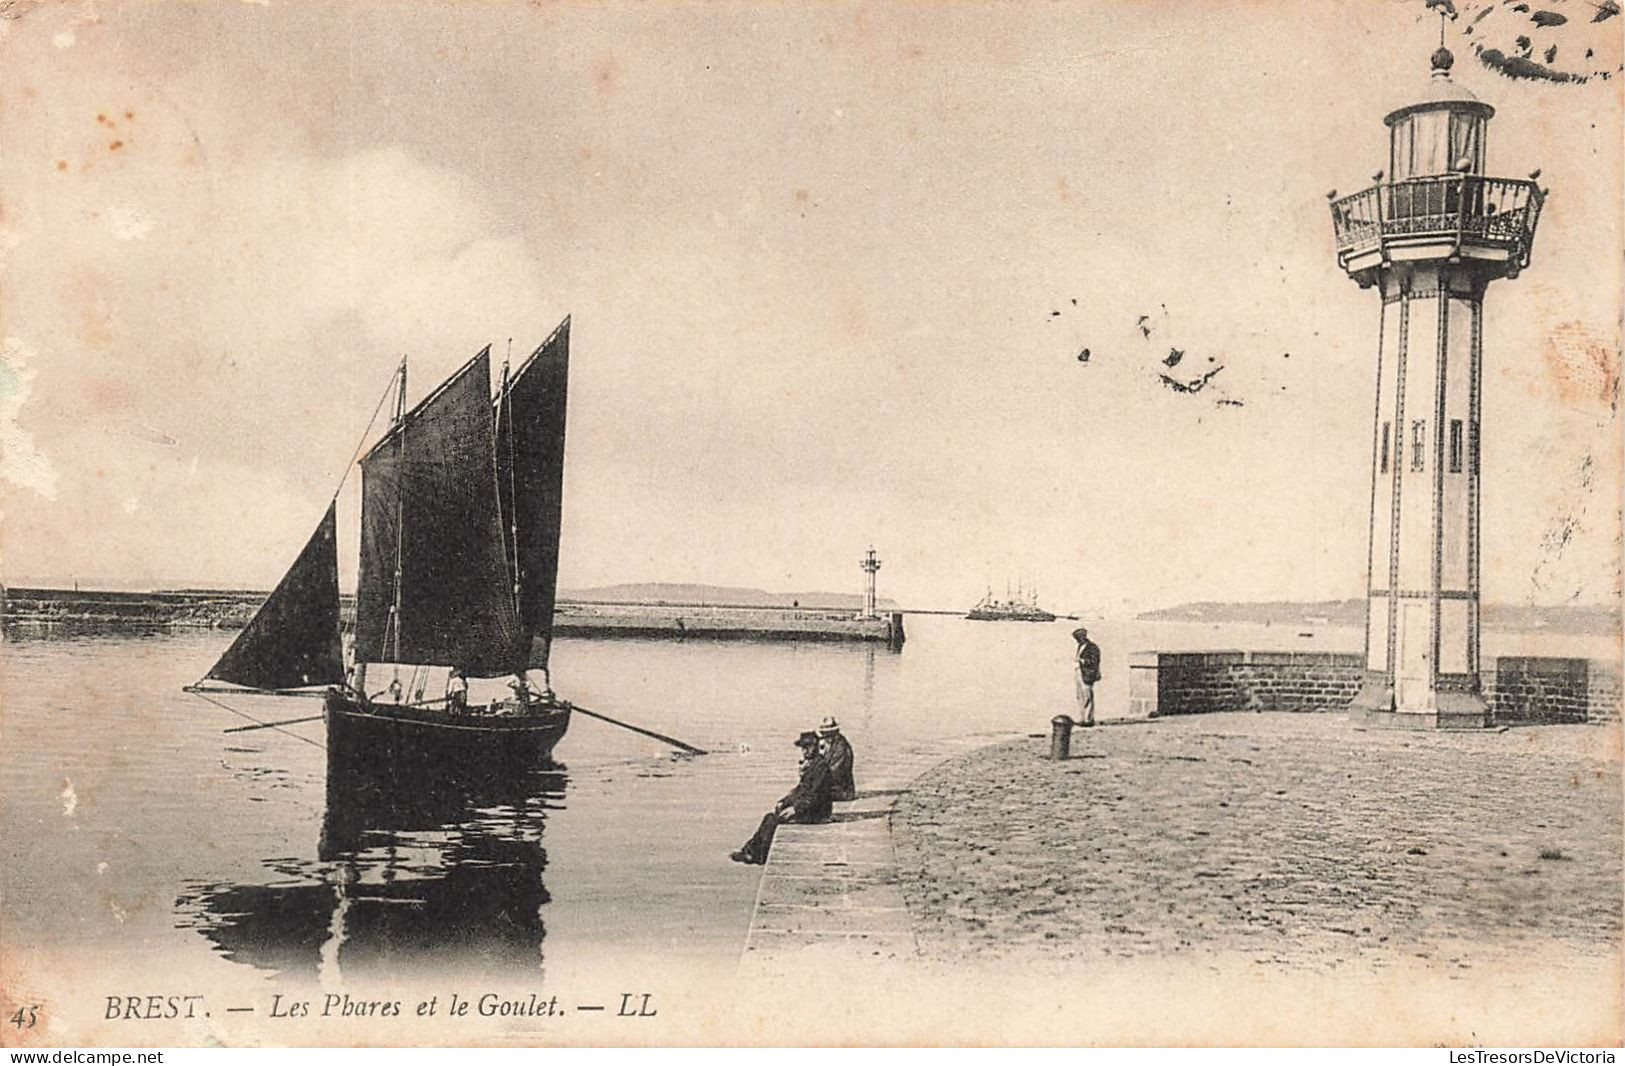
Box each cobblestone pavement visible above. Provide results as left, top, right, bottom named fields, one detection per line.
left=892, top=714, right=1622, bottom=973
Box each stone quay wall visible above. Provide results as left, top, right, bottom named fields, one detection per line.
left=1129, top=650, right=1621, bottom=724
left=1128, top=651, right=1365, bottom=718
left=1486, top=657, right=1622, bottom=724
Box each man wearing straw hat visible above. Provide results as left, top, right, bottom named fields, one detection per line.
left=817, top=716, right=856, bottom=801
left=1072, top=627, right=1100, bottom=727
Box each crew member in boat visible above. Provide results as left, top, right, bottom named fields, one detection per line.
left=730, top=731, right=833, bottom=866
left=371, top=676, right=404, bottom=703
left=446, top=668, right=469, bottom=714
left=507, top=673, right=531, bottom=703
left=817, top=716, right=856, bottom=801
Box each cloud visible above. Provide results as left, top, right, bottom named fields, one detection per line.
left=185, top=147, right=555, bottom=366
left=0, top=1, right=1617, bottom=609
left=0, top=337, right=60, bottom=501
left=2, top=98, right=557, bottom=583
left=106, top=203, right=154, bottom=240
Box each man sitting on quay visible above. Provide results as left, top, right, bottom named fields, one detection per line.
left=730, top=731, right=833, bottom=865
left=817, top=716, right=856, bottom=801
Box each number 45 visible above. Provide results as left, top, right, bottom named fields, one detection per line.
left=9, top=1005, right=38, bottom=1029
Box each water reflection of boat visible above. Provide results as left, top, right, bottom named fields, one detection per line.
left=965, top=583, right=1057, bottom=623
left=316, top=741, right=560, bottom=858
left=178, top=753, right=566, bottom=978
left=186, top=319, right=575, bottom=766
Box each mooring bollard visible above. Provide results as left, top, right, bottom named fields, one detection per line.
left=1049, top=715, right=1073, bottom=760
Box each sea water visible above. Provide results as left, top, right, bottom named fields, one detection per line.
left=0, top=613, right=1604, bottom=989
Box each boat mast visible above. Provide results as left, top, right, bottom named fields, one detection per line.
left=500, top=340, right=521, bottom=615
left=388, top=356, right=408, bottom=678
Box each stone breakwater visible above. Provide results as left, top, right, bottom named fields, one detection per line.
left=1, top=587, right=904, bottom=644
left=890, top=714, right=1622, bottom=973
left=551, top=601, right=902, bottom=644
left=0, top=586, right=266, bottom=628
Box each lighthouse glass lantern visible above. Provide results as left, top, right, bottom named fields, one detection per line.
left=1329, top=45, right=1544, bottom=728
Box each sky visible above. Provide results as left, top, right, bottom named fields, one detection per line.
left=1, top=0, right=1619, bottom=612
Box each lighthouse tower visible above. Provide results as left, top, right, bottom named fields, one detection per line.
left=860, top=547, right=882, bottom=619
left=1330, top=41, right=1545, bottom=728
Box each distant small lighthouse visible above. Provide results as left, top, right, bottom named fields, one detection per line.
left=860, top=547, right=882, bottom=619
left=1330, top=36, right=1545, bottom=727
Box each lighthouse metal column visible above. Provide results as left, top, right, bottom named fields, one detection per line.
left=1330, top=42, right=1544, bottom=729
left=1366, top=265, right=1489, bottom=723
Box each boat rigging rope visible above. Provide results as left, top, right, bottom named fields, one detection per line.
left=187, top=367, right=395, bottom=697
left=188, top=689, right=326, bottom=750
left=326, top=362, right=401, bottom=505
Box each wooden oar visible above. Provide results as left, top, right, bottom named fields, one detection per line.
left=223, top=714, right=326, bottom=734
left=572, top=704, right=708, bottom=755
left=186, top=689, right=325, bottom=750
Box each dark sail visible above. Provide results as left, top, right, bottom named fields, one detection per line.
left=356, top=349, right=526, bottom=676
left=205, top=503, right=343, bottom=689
left=495, top=317, right=570, bottom=671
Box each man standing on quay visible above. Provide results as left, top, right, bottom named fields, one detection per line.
left=1073, top=628, right=1100, bottom=727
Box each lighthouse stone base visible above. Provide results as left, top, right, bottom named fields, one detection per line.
left=1350, top=677, right=1490, bottom=730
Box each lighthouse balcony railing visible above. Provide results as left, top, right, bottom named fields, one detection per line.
left=1331, top=175, right=1543, bottom=267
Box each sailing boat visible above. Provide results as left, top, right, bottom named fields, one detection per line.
left=189, top=318, right=574, bottom=766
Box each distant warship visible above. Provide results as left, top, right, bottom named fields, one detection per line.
left=965, top=583, right=1056, bottom=624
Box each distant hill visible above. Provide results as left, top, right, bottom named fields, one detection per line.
left=1138, top=599, right=1620, bottom=637
left=1137, top=600, right=1366, bottom=626
left=558, top=582, right=897, bottom=611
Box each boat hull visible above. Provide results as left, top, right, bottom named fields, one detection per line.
left=323, top=689, right=571, bottom=769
